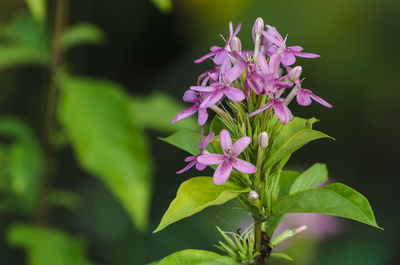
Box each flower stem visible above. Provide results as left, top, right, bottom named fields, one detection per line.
left=254, top=217, right=262, bottom=254
left=36, top=0, right=69, bottom=224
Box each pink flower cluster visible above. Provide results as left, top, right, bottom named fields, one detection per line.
left=172, top=18, right=332, bottom=185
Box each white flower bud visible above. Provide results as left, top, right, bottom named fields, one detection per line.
left=230, top=37, right=242, bottom=53
left=292, top=225, right=307, bottom=235
left=248, top=190, right=259, bottom=202
left=288, top=66, right=302, bottom=82
left=258, top=132, right=269, bottom=149
left=253, top=17, right=264, bottom=36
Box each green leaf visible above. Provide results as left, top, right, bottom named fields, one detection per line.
left=151, top=0, right=172, bottom=13
left=0, top=45, right=46, bottom=69
left=0, top=117, right=42, bottom=213
left=7, top=223, right=94, bottom=265
left=266, top=129, right=333, bottom=169
left=210, top=116, right=227, bottom=135
left=278, top=170, right=300, bottom=197
left=289, top=163, right=328, bottom=194
left=160, top=130, right=202, bottom=155
left=24, top=0, right=47, bottom=21
left=270, top=253, right=293, bottom=261
left=262, top=215, right=284, bottom=239
left=270, top=117, right=312, bottom=154
left=272, top=183, right=381, bottom=229
left=63, top=23, right=105, bottom=50
left=154, top=177, right=249, bottom=233
left=129, top=92, right=197, bottom=132
left=58, top=76, right=152, bottom=231
left=48, top=190, right=81, bottom=210
left=158, top=249, right=238, bottom=265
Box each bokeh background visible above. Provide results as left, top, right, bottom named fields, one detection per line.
left=0, top=0, right=399, bottom=264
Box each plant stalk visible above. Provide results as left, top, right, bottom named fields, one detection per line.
left=37, top=0, right=69, bottom=224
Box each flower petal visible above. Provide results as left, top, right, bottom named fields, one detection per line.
left=200, top=89, right=224, bottom=108
left=293, top=51, right=320, bottom=58
left=232, top=158, right=257, bottom=174
left=198, top=107, right=209, bottom=126
left=200, top=132, right=215, bottom=151
left=269, top=53, right=281, bottom=74
left=176, top=160, right=196, bottom=174
left=194, top=51, right=216, bottom=64
left=190, top=86, right=216, bottom=92
left=184, top=156, right=196, bottom=162
left=281, top=51, right=296, bottom=66
left=196, top=162, right=207, bottom=171
left=257, top=52, right=269, bottom=73
left=247, top=100, right=274, bottom=117
left=197, top=154, right=225, bottom=165
left=220, top=129, right=232, bottom=155
left=273, top=100, right=293, bottom=124
left=288, top=45, right=304, bottom=52
left=225, top=62, right=245, bottom=84
left=232, top=136, right=251, bottom=157
left=309, top=90, right=333, bottom=108
left=183, top=90, right=199, bottom=103
left=224, top=86, right=245, bottom=102
left=296, top=89, right=312, bottom=106
left=172, top=105, right=198, bottom=123
left=214, top=49, right=228, bottom=65
left=213, top=161, right=233, bottom=185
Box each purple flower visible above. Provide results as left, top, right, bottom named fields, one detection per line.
left=244, top=63, right=264, bottom=96
left=295, top=80, right=332, bottom=108
left=248, top=97, right=293, bottom=125
left=262, top=25, right=320, bottom=66
left=191, top=57, right=245, bottom=108
left=194, top=22, right=241, bottom=65
left=257, top=53, right=292, bottom=95
left=197, top=129, right=257, bottom=185
left=177, top=128, right=214, bottom=174
left=172, top=90, right=209, bottom=126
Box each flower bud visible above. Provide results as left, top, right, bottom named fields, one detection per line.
left=258, top=132, right=269, bottom=149
left=288, top=66, right=302, bottom=82
left=230, top=37, right=242, bottom=53
left=292, top=225, right=307, bottom=235
left=253, top=17, right=264, bottom=36
left=248, top=190, right=259, bottom=202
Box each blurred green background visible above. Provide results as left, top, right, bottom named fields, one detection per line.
left=0, top=0, right=398, bottom=264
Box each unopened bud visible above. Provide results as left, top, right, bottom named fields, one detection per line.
left=230, top=37, right=242, bottom=53
left=253, top=17, right=264, bottom=36
left=258, top=132, right=269, bottom=149
left=288, top=66, right=302, bottom=82
left=292, top=225, right=307, bottom=235
left=248, top=190, right=259, bottom=202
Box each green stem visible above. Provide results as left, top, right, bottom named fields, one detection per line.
left=254, top=217, right=262, bottom=254
left=36, top=0, right=69, bottom=224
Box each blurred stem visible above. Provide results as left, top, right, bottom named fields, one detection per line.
left=254, top=217, right=262, bottom=259
left=37, top=0, right=69, bottom=224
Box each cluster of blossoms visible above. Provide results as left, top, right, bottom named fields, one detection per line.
left=172, top=18, right=332, bottom=185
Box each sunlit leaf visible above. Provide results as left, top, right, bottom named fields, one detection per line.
left=265, top=129, right=333, bottom=170
left=159, top=130, right=202, bottom=155
left=158, top=249, right=236, bottom=265
left=129, top=92, right=197, bottom=132
left=272, top=183, right=381, bottom=229
left=289, top=163, right=328, bottom=194
left=154, top=177, right=249, bottom=233
left=151, top=0, right=172, bottom=13
left=63, top=23, right=105, bottom=50
left=24, top=0, right=47, bottom=21
left=58, top=76, right=152, bottom=231
left=8, top=223, right=94, bottom=265
left=48, top=190, right=81, bottom=210
left=270, top=253, right=293, bottom=261
left=0, top=117, right=42, bottom=213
